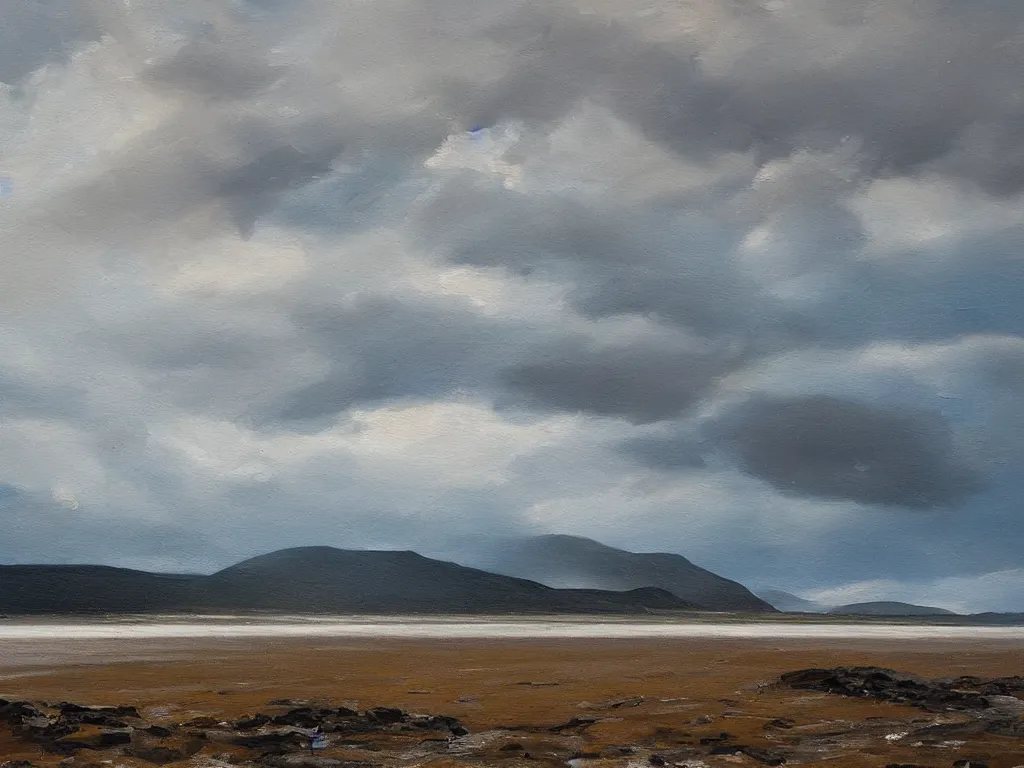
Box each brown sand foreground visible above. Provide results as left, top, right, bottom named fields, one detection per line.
left=2, top=635, right=1023, bottom=767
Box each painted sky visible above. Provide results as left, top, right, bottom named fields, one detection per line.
left=1, top=0, right=1023, bottom=612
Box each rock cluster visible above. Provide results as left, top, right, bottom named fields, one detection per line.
left=0, top=697, right=468, bottom=765
left=780, top=667, right=1024, bottom=717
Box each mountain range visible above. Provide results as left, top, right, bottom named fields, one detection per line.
left=0, top=536, right=1002, bottom=617
left=753, top=589, right=961, bottom=617
left=0, top=545, right=703, bottom=615
left=462, top=534, right=775, bottom=612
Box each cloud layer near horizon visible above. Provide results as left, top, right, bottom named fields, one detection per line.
left=1, top=0, right=1023, bottom=610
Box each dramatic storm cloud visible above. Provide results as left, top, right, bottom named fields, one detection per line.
left=707, top=394, right=982, bottom=509
left=1, top=0, right=1023, bottom=609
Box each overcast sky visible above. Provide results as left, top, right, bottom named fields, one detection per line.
left=1, top=0, right=1023, bottom=612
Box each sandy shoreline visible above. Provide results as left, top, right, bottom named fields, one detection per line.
left=2, top=627, right=1023, bottom=765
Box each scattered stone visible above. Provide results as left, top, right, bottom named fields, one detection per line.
left=230, top=730, right=307, bottom=753
left=549, top=716, right=598, bottom=733
left=364, top=706, right=406, bottom=724
left=708, top=745, right=742, bottom=755
left=126, top=740, right=205, bottom=765
left=698, top=733, right=732, bottom=745
left=739, top=746, right=787, bottom=765
left=233, top=713, right=270, bottom=730
left=779, top=668, right=1000, bottom=713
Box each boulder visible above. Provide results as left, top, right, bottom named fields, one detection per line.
left=230, top=730, right=307, bottom=753
left=364, top=707, right=406, bottom=724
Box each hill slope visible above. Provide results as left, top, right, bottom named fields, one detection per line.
left=0, top=547, right=700, bottom=615
left=0, top=565, right=199, bottom=613
left=828, top=601, right=958, bottom=616
left=754, top=588, right=832, bottom=613
left=464, top=535, right=775, bottom=613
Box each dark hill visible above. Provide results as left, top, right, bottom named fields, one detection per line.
left=0, top=547, right=700, bottom=615
left=463, top=534, right=775, bottom=613
left=0, top=565, right=199, bottom=614
left=828, top=601, right=958, bottom=616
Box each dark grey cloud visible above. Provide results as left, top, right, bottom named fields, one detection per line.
left=500, top=337, right=740, bottom=424
left=145, top=38, right=286, bottom=101
left=707, top=394, right=984, bottom=509
left=249, top=294, right=524, bottom=428
left=0, top=484, right=211, bottom=570
left=216, top=143, right=344, bottom=238
left=0, top=0, right=100, bottom=84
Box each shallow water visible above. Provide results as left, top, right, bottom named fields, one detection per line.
left=0, top=616, right=1021, bottom=640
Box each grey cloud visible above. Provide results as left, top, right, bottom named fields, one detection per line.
left=0, top=0, right=100, bottom=84
left=0, top=484, right=211, bottom=570
left=619, top=433, right=707, bottom=470
left=216, top=143, right=344, bottom=238
left=433, top=3, right=1024, bottom=194
left=250, top=295, right=523, bottom=428
left=145, top=38, right=286, bottom=101
left=415, top=177, right=795, bottom=340
left=500, top=337, right=741, bottom=424
left=708, top=394, right=984, bottom=509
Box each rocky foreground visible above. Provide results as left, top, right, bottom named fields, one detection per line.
left=2, top=667, right=1023, bottom=768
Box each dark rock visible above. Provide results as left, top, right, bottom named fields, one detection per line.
left=184, top=715, right=221, bottom=728
left=780, top=667, right=1009, bottom=713
left=126, top=741, right=205, bottom=765
left=262, top=758, right=372, bottom=768
left=364, top=707, right=406, bottom=724
left=739, top=746, right=787, bottom=765
left=143, top=725, right=174, bottom=737
left=764, top=718, right=795, bottom=730
left=648, top=755, right=666, bottom=766
left=98, top=729, right=133, bottom=746
left=885, top=764, right=932, bottom=768
left=500, top=743, right=525, bottom=751
left=0, top=762, right=36, bottom=768
left=231, top=730, right=307, bottom=753
left=0, top=701, right=46, bottom=723
left=74, top=714, right=128, bottom=728
left=708, top=745, right=743, bottom=755
left=953, top=762, right=989, bottom=768
left=233, top=713, right=271, bottom=730
left=698, top=733, right=732, bottom=745
left=58, top=703, right=140, bottom=719
left=409, top=714, right=465, bottom=734
left=549, top=716, right=598, bottom=733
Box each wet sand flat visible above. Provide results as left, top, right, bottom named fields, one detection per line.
left=1, top=622, right=1023, bottom=766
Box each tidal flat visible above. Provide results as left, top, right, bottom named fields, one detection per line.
left=1, top=619, right=1023, bottom=767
